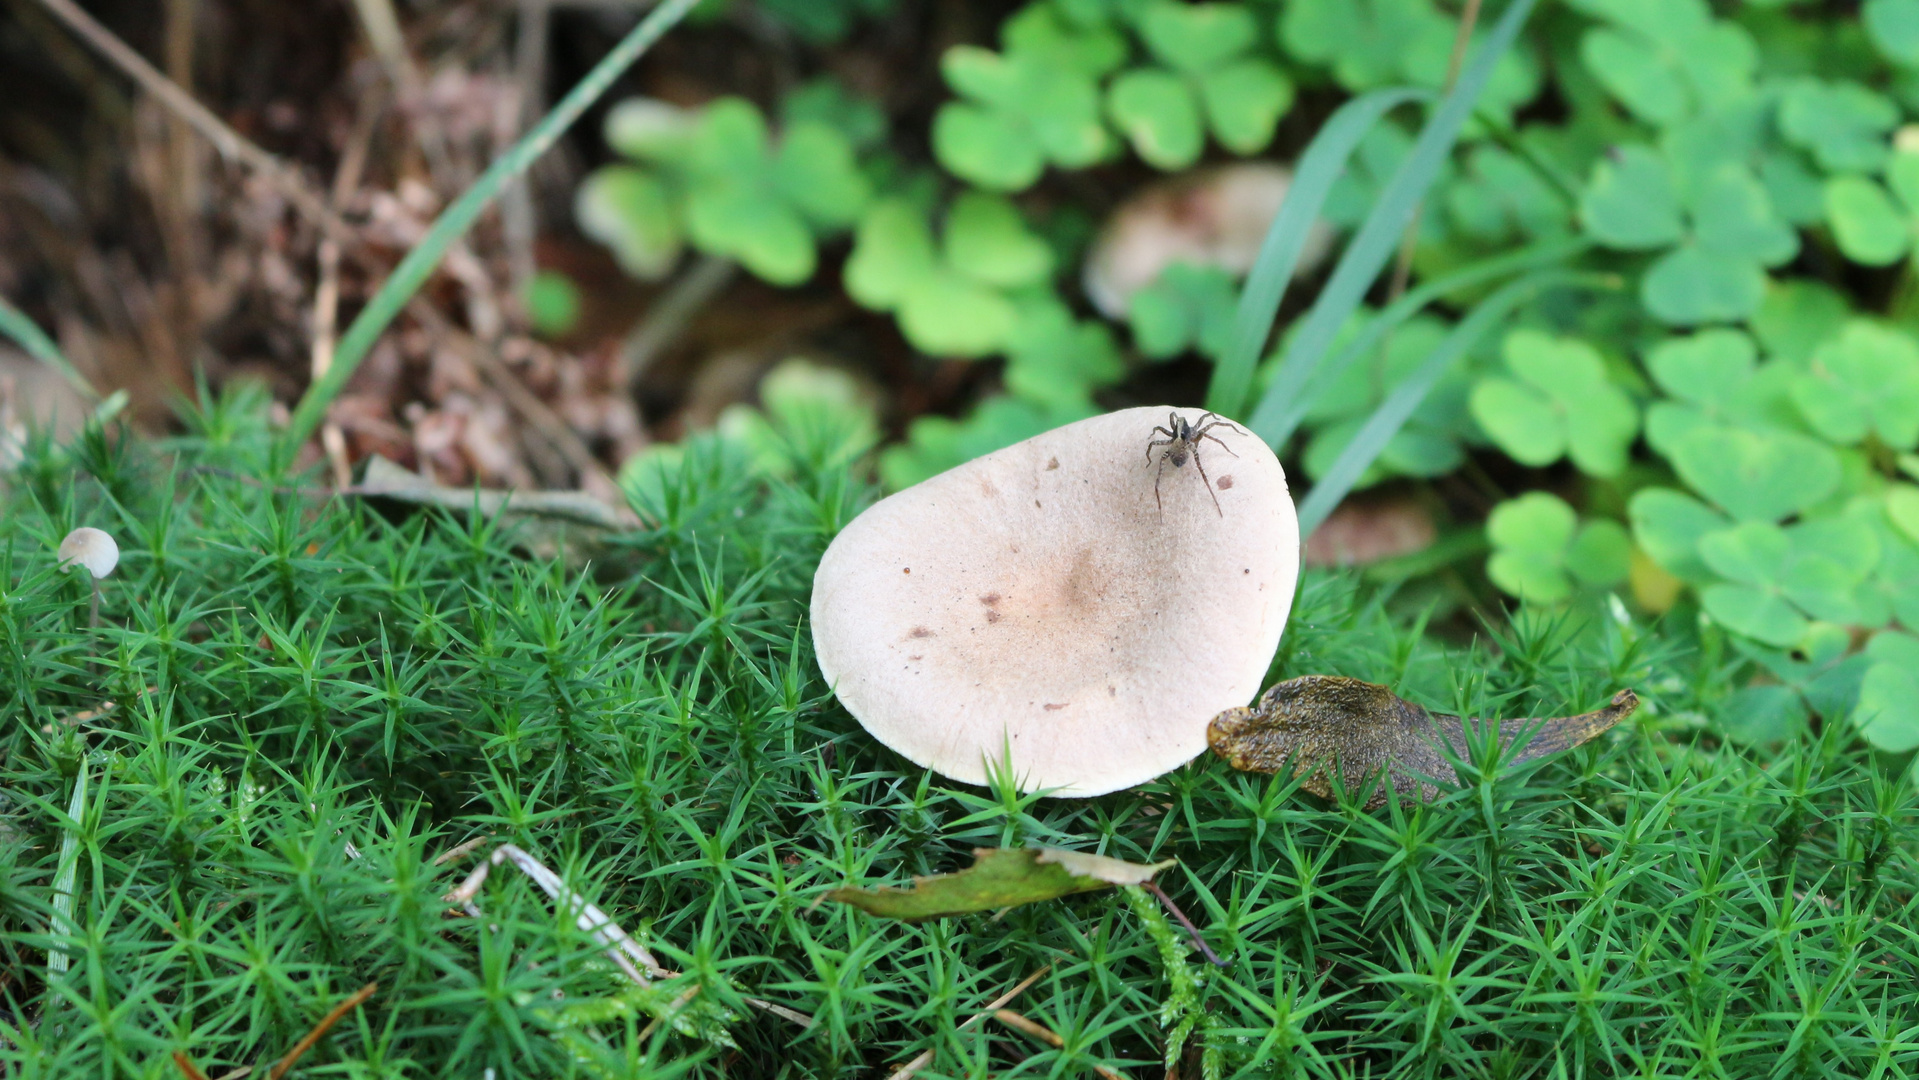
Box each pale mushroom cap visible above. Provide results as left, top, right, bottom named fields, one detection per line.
left=57, top=527, right=119, bottom=579
left=812, top=406, right=1299, bottom=797
left=1082, top=163, right=1333, bottom=320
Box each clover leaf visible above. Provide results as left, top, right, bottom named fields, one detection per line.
left=1280, top=0, right=1539, bottom=121
left=1470, top=330, right=1638, bottom=478
left=1790, top=321, right=1919, bottom=450
left=1486, top=493, right=1631, bottom=605
left=1127, top=263, right=1237, bottom=361
left=1718, top=633, right=1871, bottom=745
left=1628, top=487, right=1729, bottom=584
left=1580, top=146, right=1797, bottom=325
left=1293, top=315, right=1474, bottom=488
left=1106, top=2, right=1292, bottom=170
left=1695, top=514, right=1880, bottom=646
left=577, top=166, right=682, bottom=279
left=1823, top=149, right=1919, bottom=267
left=1003, top=297, right=1124, bottom=407
left=1444, top=142, right=1574, bottom=246
left=1568, top=0, right=1757, bottom=127
left=1873, top=501, right=1919, bottom=630
left=845, top=193, right=1057, bottom=360
left=1697, top=525, right=1809, bottom=645
left=1777, top=78, right=1897, bottom=174
left=580, top=97, right=871, bottom=286
left=1753, top=281, right=1851, bottom=365
left=934, top=4, right=1123, bottom=191
left=1667, top=424, right=1841, bottom=523
left=1641, top=329, right=1776, bottom=457
left=1854, top=631, right=1919, bottom=754
left=1866, top=0, right=1919, bottom=66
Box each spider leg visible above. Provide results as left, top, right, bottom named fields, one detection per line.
left=1197, top=429, right=1240, bottom=457
left=1153, top=453, right=1167, bottom=515
left=1196, top=412, right=1248, bottom=437
left=1144, top=435, right=1174, bottom=464
left=1192, top=447, right=1223, bottom=516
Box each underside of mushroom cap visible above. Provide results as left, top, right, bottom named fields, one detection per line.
left=812, top=406, right=1300, bottom=796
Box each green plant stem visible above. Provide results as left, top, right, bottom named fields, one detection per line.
left=1247, top=0, right=1540, bottom=453
left=1206, top=88, right=1429, bottom=421
left=1260, top=237, right=1589, bottom=448
left=1294, top=269, right=1620, bottom=535
left=279, top=0, right=703, bottom=459
left=0, top=295, right=99, bottom=402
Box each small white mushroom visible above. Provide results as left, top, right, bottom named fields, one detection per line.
left=57, top=527, right=119, bottom=579
left=811, top=407, right=1299, bottom=796
left=1082, top=163, right=1333, bottom=320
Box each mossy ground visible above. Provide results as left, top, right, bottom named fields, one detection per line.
left=2, top=397, right=1916, bottom=1078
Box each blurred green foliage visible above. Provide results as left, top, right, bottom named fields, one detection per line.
left=572, top=0, right=1919, bottom=760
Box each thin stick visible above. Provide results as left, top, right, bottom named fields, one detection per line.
left=431, top=834, right=494, bottom=867
left=1144, top=882, right=1227, bottom=968
left=993, top=1010, right=1127, bottom=1080
left=267, top=982, right=377, bottom=1080
left=1384, top=0, right=1483, bottom=305
left=619, top=255, right=735, bottom=393
left=885, top=964, right=1052, bottom=1080
left=313, top=89, right=385, bottom=489
left=32, top=0, right=355, bottom=244
left=505, top=0, right=554, bottom=296
left=171, top=1052, right=212, bottom=1080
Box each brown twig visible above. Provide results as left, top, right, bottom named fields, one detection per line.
left=885, top=964, right=1052, bottom=1080
left=1384, top=0, right=1484, bottom=305
left=619, top=255, right=737, bottom=394
left=171, top=1051, right=212, bottom=1080
left=313, top=88, right=386, bottom=489
left=993, top=1009, right=1127, bottom=1080
left=267, top=982, right=378, bottom=1080
left=505, top=0, right=554, bottom=295
left=32, top=0, right=355, bottom=245
left=431, top=834, right=494, bottom=868
left=1144, top=882, right=1227, bottom=969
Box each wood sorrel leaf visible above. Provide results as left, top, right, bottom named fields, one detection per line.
left=1208, top=675, right=1637, bottom=808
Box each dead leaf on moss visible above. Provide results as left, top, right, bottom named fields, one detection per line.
left=828, top=847, right=1176, bottom=921
left=1208, top=675, right=1637, bottom=808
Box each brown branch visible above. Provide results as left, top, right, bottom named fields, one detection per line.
left=32, top=0, right=357, bottom=246
left=992, top=1009, right=1127, bottom=1080
left=885, top=964, right=1053, bottom=1080
left=171, top=1051, right=212, bottom=1080
left=267, top=982, right=378, bottom=1080
left=1384, top=0, right=1485, bottom=305
left=1144, top=882, right=1227, bottom=969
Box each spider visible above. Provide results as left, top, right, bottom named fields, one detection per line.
left=1144, top=410, right=1244, bottom=516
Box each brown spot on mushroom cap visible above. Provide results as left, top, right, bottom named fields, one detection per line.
left=811, top=406, right=1299, bottom=797
left=1216, top=475, right=1233, bottom=490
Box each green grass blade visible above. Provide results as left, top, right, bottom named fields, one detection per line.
left=1204, top=87, right=1428, bottom=420
left=1294, top=269, right=1615, bottom=536
left=0, top=294, right=99, bottom=402
left=279, top=0, right=702, bottom=460
left=1263, top=236, right=1588, bottom=449
left=47, top=754, right=87, bottom=980
left=1248, top=0, right=1541, bottom=448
